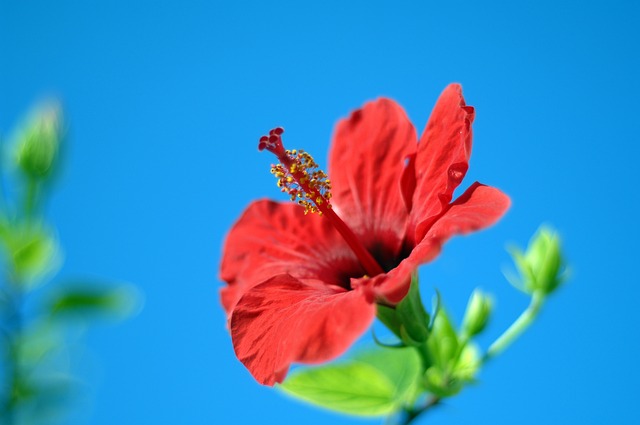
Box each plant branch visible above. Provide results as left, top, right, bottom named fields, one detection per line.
left=484, top=291, right=545, bottom=362
left=399, top=396, right=441, bottom=425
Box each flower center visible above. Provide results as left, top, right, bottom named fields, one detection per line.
left=259, top=127, right=385, bottom=278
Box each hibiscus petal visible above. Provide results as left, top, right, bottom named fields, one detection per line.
left=412, top=84, right=475, bottom=242
left=328, top=98, right=415, bottom=260
left=230, top=274, right=376, bottom=386
left=426, top=182, right=511, bottom=242
left=220, top=200, right=363, bottom=314
left=365, top=183, right=510, bottom=305
left=354, top=239, right=442, bottom=305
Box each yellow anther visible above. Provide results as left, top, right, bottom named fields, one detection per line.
left=268, top=146, right=333, bottom=215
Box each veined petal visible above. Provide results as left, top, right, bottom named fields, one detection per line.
left=230, top=274, right=376, bottom=386
left=364, top=183, right=510, bottom=305
left=220, top=200, right=363, bottom=314
left=412, top=84, right=475, bottom=242
left=328, top=98, right=415, bottom=261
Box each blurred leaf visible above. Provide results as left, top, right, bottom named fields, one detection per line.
left=0, top=221, right=61, bottom=289
left=354, top=347, right=422, bottom=405
left=47, top=283, right=139, bottom=320
left=12, top=231, right=59, bottom=283
left=13, top=322, right=61, bottom=367
left=12, top=373, right=76, bottom=425
left=280, top=362, right=402, bottom=416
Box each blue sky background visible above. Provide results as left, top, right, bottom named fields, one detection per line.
left=1, top=0, right=639, bottom=424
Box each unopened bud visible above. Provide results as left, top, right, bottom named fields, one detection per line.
left=462, top=289, right=493, bottom=337
left=509, top=227, right=567, bottom=295
left=15, top=101, right=62, bottom=180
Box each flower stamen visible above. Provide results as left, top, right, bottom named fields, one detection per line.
left=259, top=127, right=385, bottom=277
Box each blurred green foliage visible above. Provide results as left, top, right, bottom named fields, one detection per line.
left=0, top=102, right=137, bottom=424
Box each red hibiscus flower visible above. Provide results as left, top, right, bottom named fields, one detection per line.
left=220, top=84, right=510, bottom=386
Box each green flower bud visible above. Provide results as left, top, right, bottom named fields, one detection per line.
left=508, top=226, right=567, bottom=295
left=423, top=308, right=482, bottom=398
left=15, top=102, right=62, bottom=180
left=461, top=289, right=493, bottom=337
left=423, top=343, right=481, bottom=398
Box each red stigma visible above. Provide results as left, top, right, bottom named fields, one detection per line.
left=258, top=127, right=286, bottom=155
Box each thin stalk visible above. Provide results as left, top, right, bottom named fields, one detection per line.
left=398, top=396, right=441, bottom=425
left=24, top=178, right=38, bottom=218
left=1, top=280, right=22, bottom=425
left=484, top=291, right=545, bottom=362
left=0, top=138, right=8, bottom=209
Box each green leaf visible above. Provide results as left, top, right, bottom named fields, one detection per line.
left=354, top=347, right=422, bottom=405
left=47, top=283, right=139, bottom=320
left=280, top=362, right=401, bottom=416
left=13, top=322, right=61, bottom=367
left=0, top=221, right=61, bottom=288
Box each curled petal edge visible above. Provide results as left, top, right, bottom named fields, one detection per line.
left=230, top=274, right=376, bottom=386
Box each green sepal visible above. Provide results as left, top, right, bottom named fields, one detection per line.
left=371, top=327, right=405, bottom=348
left=428, top=289, right=441, bottom=332
left=395, top=274, right=430, bottom=346
left=376, top=304, right=403, bottom=339
left=427, top=309, right=459, bottom=369
left=423, top=309, right=482, bottom=398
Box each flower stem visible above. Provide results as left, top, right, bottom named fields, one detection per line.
left=0, top=281, right=22, bottom=424
left=395, top=396, right=440, bottom=425
left=24, top=177, right=38, bottom=218
left=484, top=291, right=545, bottom=362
